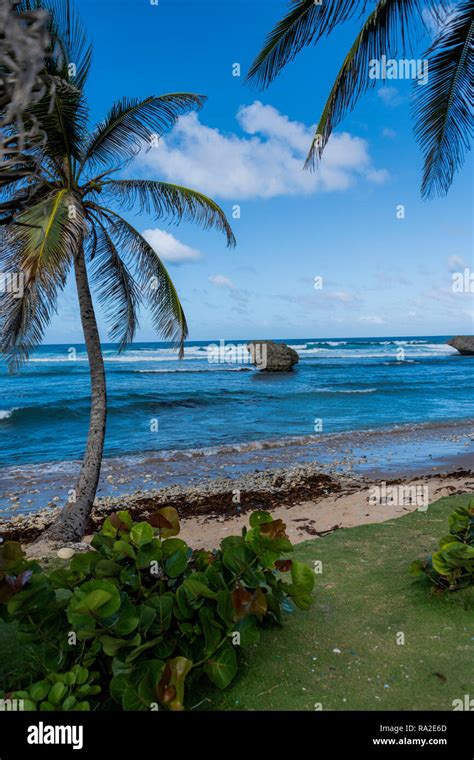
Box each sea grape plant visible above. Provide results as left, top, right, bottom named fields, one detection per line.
left=5, top=666, right=101, bottom=712
left=410, top=502, right=474, bottom=590
left=0, top=508, right=314, bottom=710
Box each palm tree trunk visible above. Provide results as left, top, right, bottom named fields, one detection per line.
left=45, top=246, right=107, bottom=543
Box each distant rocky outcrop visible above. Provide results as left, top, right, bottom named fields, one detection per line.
left=447, top=336, right=474, bottom=355
left=247, top=340, right=299, bottom=372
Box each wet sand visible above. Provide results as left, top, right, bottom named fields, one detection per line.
left=1, top=419, right=473, bottom=519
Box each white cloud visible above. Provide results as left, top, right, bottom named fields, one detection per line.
left=366, top=168, right=390, bottom=184
left=141, top=228, right=201, bottom=264
left=208, top=274, right=235, bottom=289
left=137, top=101, right=388, bottom=200
left=326, top=290, right=356, bottom=304
left=358, top=315, right=386, bottom=324
left=447, top=255, right=467, bottom=271
left=377, top=87, right=403, bottom=107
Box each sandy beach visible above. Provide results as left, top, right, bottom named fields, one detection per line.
left=3, top=460, right=471, bottom=557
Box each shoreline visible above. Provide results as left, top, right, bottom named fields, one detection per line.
left=2, top=459, right=473, bottom=549
left=1, top=417, right=473, bottom=519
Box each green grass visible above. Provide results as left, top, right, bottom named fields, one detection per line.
left=198, top=494, right=474, bottom=711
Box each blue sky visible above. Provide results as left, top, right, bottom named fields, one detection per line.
left=44, top=0, right=473, bottom=343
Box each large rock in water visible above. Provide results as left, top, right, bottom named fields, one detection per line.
left=247, top=340, right=299, bottom=372
left=447, top=336, right=474, bottom=355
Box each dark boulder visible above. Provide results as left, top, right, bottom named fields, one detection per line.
left=447, top=336, right=474, bottom=356
left=247, top=340, right=299, bottom=372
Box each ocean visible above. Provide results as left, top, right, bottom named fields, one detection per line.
left=1, top=336, right=473, bottom=515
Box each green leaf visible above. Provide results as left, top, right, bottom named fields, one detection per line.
left=216, top=589, right=234, bottom=625
left=448, top=506, right=472, bottom=538
left=222, top=545, right=250, bottom=575
left=21, top=700, right=37, bottom=711
left=101, top=635, right=131, bottom=657
left=175, top=585, right=193, bottom=619
left=220, top=535, right=245, bottom=552
left=74, top=667, right=90, bottom=685
left=101, top=516, right=119, bottom=538
left=161, top=538, right=189, bottom=557
left=235, top=616, right=261, bottom=647
left=161, top=538, right=189, bottom=576
left=204, top=642, right=238, bottom=689
left=135, top=540, right=162, bottom=569
left=152, top=636, right=176, bottom=660
left=70, top=552, right=99, bottom=575
left=147, top=595, right=174, bottom=633
left=63, top=696, right=77, bottom=711
left=249, top=511, right=273, bottom=527
left=136, top=660, right=165, bottom=706
left=113, top=598, right=140, bottom=636
left=287, top=561, right=315, bottom=610
left=165, top=550, right=188, bottom=578
left=48, top=682, right=68, bottom=706
left=138, top=603, right=156, bottom=636
left=110, top=673, right=129, bottom=704
left=39, top=701, right=55, bottom=711
left=291, top=561, right=315, bottom=593
left=76, top=590, right=112, bottom=613
left=29, top=681, right=49, bottom=702
left=183, top=574, right=216, bottom=605
left=130, top=522, right=155, bottom=547
left=94, top=559, right=122, bottom=578
left=113, top=540, right=136, bottom=560
left=67, top=580, right=121, bottom=626
left=122, top=686, right=147, bottom=711
left=199, top=605, right=223, bottom=656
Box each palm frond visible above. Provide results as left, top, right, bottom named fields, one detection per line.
left=86, top=211, right=141, bottom=351
left=105, top=179, right=236, bottom=247
left=12, top=0, right=91, bottom=167
left=0, top=189, right=85, bottom=369
left=305, top=0, right=448, bottom=167
left=247, top=0, right=363, bottom=89
left=414, top=1, right=473, bottom=199
left=34, top=0, right=93, bottom=88
left=86, top=204, right=188, bottom=356
left=27, top=77, right=88, bottom=169
left=78, top=94, right=206, bottom=174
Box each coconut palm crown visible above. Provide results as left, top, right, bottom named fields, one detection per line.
left=0, top=0, right=235, bottom=541
left=248, top=0, right=473, bottom=199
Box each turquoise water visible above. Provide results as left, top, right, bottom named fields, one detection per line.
left=0, top=335, right=472, bottom=469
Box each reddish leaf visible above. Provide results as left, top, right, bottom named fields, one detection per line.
left=148, top=507, right=180, bottom=538
left=109, top=512, right=130, bottom=533
left=232, top=585, right=267, bottom=621
left=260, top=519, right=288, bottom=540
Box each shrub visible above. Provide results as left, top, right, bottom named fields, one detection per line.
left=410, top=502, right=474, bottom=590
left=0, top=509, right=314, bottom=710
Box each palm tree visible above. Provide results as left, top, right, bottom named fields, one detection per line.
left=248, top=0, right=473, bottom=198
left=0, top=0, right=235, bottom=543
